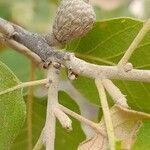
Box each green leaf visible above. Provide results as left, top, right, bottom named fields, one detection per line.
left=0, top=61, right=26, bottom=150
left=11, top=92, right=85, bottom=150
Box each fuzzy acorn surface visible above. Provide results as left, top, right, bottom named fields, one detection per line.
left=52, top=0, right=96, bottom=44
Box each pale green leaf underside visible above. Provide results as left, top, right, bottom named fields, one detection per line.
left=0, top=61, right=26, bottom=150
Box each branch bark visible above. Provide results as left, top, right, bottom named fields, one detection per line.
left=43, top=65, right=59, bottom=150
left=1, top=17, right=150, bottom=83
left=64, top=54, right=150, bottom=82
left=59, top=104, right=106, bottom=136
left=53, top=108, right=72, bottom=130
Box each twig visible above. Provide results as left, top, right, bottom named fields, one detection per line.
left=54, top=108, right=72, bottom=130
left=59, top=104, right=106, bottom=136
left=1, top=21, right=150, bottom=83
left=1, top=18, right=150, bottom=82
left=0, top=79, right=48, bottom=96
left=4, top=38, right=150, bottom=82
left=64, top=54, right=150, bottom=82
left=3, top=32, right=150, bottom=82
left=27, top=62, right=36, bottom=150
left=5, top=38, right=150, bottom=83
left=118, top=18, right=150, bottom=67
left=95, top=79, right=115, bottom=150
left=44, top=65, right=59, bottom=150
left=5, top=37, right=150, bottom=82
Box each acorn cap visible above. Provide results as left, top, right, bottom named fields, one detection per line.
left=52, top=0, right=96, bottom=44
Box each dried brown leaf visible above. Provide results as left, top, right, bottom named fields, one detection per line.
left=78, top=134, right=108, bottom=150
left=78, top=105, right=150, bottom=150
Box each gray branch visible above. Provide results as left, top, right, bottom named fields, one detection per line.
left=1, top=17, right=150, bottom=82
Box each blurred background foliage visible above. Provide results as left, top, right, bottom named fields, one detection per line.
left=0, top=0, right=150, bottom=149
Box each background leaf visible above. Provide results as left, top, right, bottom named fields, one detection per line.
left=0, top=61, right=26, bottom=149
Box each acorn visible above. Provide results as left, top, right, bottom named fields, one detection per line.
left=51, top=0, right=96, bottom=45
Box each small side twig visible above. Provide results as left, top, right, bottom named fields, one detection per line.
left=54, top=108, right=72, bottom=130
left=0, top=79, right=48, bottom=96
left=118, top=18, right=150, bottom=67
left=59, top=104, right=106, bottom=136
left=43, top=65, right=60, bottom=150
left=33, top=66, right=73, bottom=150
left=95, top=79, right=116, bottom=150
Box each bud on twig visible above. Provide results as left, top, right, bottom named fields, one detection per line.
left=52, top=0, right=96, bottom=44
